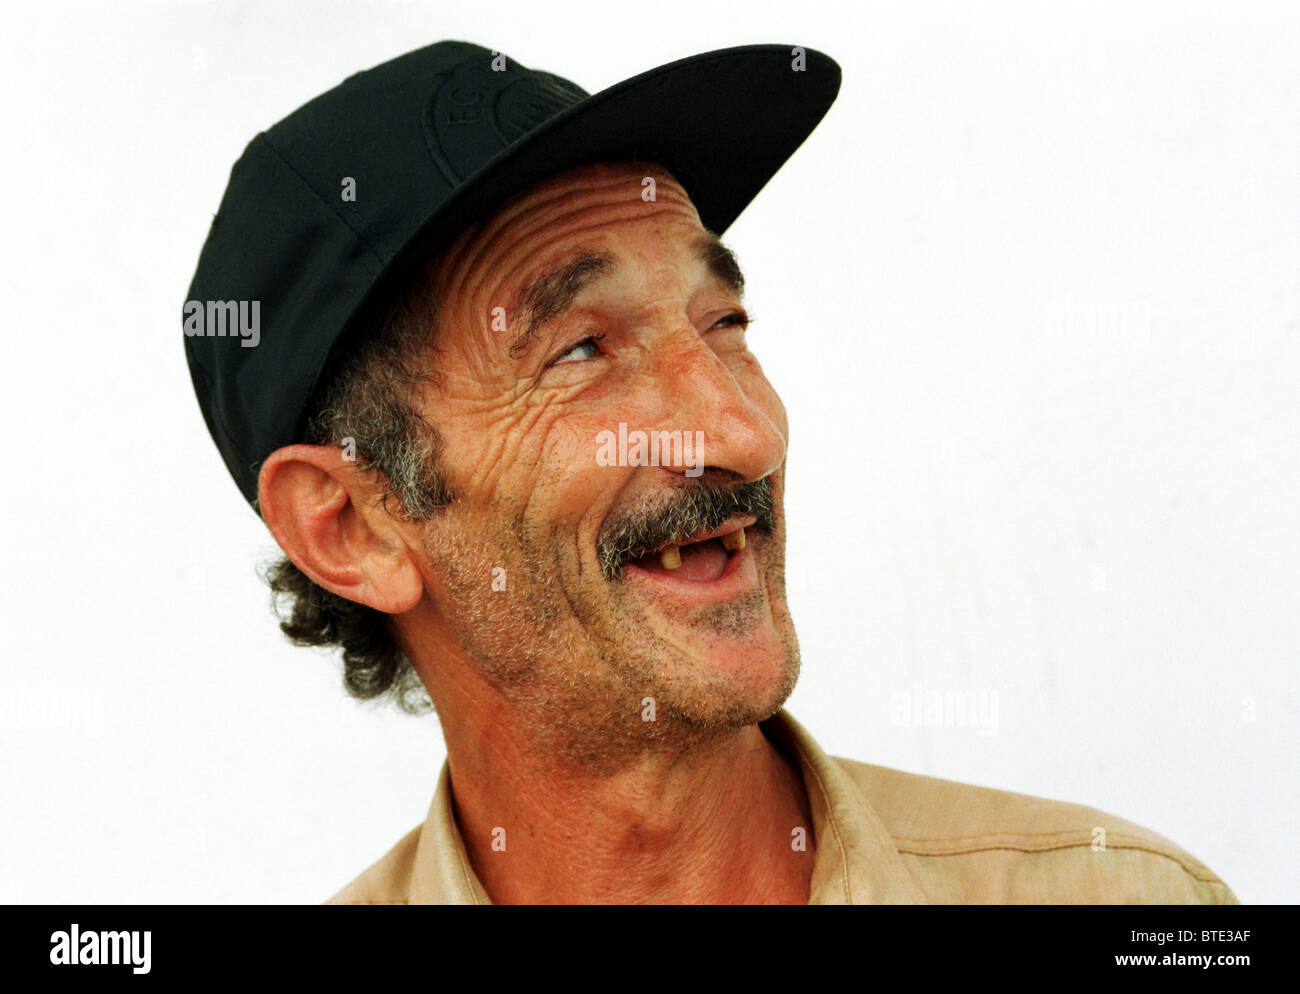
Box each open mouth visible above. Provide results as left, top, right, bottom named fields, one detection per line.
left=623, top=519, right=752, bottom=584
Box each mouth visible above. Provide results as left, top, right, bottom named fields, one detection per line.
left=621, top=516, right=757, bottom=593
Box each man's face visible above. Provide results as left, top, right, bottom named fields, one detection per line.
left=402, top=161, right=799, bottom=762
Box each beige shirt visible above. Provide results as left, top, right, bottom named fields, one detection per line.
left=326, top=709, right=1238, bottom=904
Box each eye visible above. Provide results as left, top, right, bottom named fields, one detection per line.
left=712, top=310, right=751, bottom=331
left=552, top=334, right=605, bottom=365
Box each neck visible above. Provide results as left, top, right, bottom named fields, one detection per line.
left=439, top=703, right=815, bottom=904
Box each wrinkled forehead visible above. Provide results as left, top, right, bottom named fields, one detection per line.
left=489, top=159, right=699, bottom=231
left=519, top=159, right=694, bottom=209
left=429, top=160, right=706, bottom=302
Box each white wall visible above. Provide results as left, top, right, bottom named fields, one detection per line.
left=1, top=0, right=1294, bottom=903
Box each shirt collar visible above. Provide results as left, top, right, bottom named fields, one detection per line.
left=763, top=709, right=928, bottom=904
left=409, top=762, right=490, bottom=905
left=409, top=708, right=927, bottom=904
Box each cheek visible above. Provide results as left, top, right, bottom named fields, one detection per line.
left=445, top=387, right=615, bottom=519
left=535, top=411, right=631, bottom=525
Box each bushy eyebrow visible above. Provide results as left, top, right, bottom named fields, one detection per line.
left=510, top=250, right=615, bottom=357
left=694, top=231, right=745, bottom=298
left=507, top=231, right=746, bottom=357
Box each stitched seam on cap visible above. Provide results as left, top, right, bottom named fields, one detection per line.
left=254, top=133, right=387, bottom=268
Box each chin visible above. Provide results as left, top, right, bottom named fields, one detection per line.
left=651, top=620, right=802, bottom=731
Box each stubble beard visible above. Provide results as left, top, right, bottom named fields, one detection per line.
left=419, top=497, right=801, bottom=773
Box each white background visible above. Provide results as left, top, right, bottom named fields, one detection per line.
left=1, top=0, right=1294, bottom=904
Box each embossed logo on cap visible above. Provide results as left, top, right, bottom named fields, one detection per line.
left=423, top=55, right=588, bottom=187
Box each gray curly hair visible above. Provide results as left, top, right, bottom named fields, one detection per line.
left=259, top=259, right=452, bottom=714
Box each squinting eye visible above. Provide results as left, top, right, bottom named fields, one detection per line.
left=554, top=335, right=604, bottom=364
left=714, top=311, right=751, bottom=330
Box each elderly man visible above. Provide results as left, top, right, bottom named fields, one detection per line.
left=184, top=41, right=1237, bottom=904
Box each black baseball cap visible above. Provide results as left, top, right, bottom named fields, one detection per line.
left=183, top=41, right=841, bottom=507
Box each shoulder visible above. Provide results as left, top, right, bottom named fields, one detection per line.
left=833, top=756, right=1238, bottom=904
left=323, top=824, right=423, bottom=906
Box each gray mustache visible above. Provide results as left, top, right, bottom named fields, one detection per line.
left=596, top=477, right=775, bottom=580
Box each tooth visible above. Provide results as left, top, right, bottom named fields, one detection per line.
left=721, top=527, right=746, bottom=551
left=659, top=546, right=682, bottom=570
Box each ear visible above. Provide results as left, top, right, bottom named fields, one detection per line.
left=257, top=444, right=425, bottom=615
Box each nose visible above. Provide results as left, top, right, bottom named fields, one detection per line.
left=647, top=328, right=787, bottom=484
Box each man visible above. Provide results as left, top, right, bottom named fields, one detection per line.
left=184, top=41, right=1237, bottom=904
